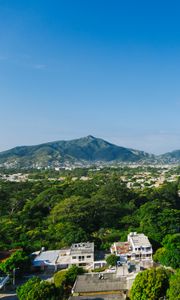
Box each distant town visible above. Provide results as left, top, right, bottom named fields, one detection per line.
left=1, top=163, right=180, bottom=189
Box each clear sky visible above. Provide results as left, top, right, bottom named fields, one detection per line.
left=0, top=0, right=180, bottom=154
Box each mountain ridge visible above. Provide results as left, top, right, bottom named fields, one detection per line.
left=0, top=136, right=179, bottom=168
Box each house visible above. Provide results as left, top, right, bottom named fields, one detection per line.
left=56, top=242, right=94, bottom=269
left=32, top=250, right=60, bottom=270
left=127, top=232, right=153, bottom=261
left=69, top=242, right=94, bottom=267
left=70, top=272, right=128, bottom=300
left=110, top=232, right=153, bottom=264
left=110, top=242, right=131, bottom=263
left=70, top=256, right=148, bottom=300
left=32, top=242, right=94, bottom=271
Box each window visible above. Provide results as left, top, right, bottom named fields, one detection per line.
left=72, top=256, right=76, bottom=259
left=146, top=247, right=151, bottom=251
left=87, top=255, right=91, bottom=258
left=78, top=256, right=85, bottom=261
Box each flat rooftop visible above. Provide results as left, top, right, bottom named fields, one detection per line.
left=73, top=273, right=127, bottom=294
left=33, top=250, right=60, bottom=266
left=71, top=242, right=94, bottom=254
left=56, top=253, right=71, bottom=265
left=129, top=234, right=151, bottom=248
left=70, top=294, right=126, bottom=300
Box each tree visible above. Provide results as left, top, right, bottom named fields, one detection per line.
left=130, top=267, right=170, bottom=300
left=0, top=250, right=30, bottom=275
left=54, top=270, right=67, bottom=288
left=54, top=266, right=84, bottom=298
left=153, top=234, right=180, bottom=269
left=167, top=269, right=180, bottom=300
left=65, top=265, right=84, bottom=286
left=17, top=276, right=60, bottom=300
left=138, top=201, right=180, bottom=243
left=54, top=265, right=84, bottom=288
left=106, top=254, right=118, bottom=266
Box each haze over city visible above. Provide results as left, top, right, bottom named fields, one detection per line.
left=1, top=0, right=180, bottom=154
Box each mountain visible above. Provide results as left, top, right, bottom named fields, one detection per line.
left=159, top=150, right=180, bottom=164
left=0, top=135, right=154, bottom=168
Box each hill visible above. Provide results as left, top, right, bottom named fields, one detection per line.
left=0, top=135, right=154, bottom=168
left=159, top=150, right=180, bottom=164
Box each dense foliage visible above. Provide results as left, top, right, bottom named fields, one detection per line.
left=0, top=167, right=179, bottom=299
left=153, top=234, right=180, bottom=269
left=130, top=267, right=170, bottom=300
left=54, top=265, right=84, bottom=298
left=0, top=169, right=179, bottom=266
left=16, top=266, right=83, bottom=300
left=167, top=269, right=180, bottom=300
left=0, top=250, right=30, bottom=275
left=16, top=277, right=60, bottom=300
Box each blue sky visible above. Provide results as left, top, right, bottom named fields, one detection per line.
left=0, top=0, right=180, bottom=154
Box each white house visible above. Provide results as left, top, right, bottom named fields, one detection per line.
left=32, top=242, right=94, bottom=271
left=127, top=232, right=153, bottom=261
left=69, top=242, right=94, bottom=267
left=111, top=232, right=153, bottom=263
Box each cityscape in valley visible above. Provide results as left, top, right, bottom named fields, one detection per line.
left=1, top=1, right=180, bottom=299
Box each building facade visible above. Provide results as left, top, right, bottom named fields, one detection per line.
left=32, top=242, right=94, bottom=270
left=70, top=242, right=94, bottom=266
left=111, top=232, right=153, bottom=263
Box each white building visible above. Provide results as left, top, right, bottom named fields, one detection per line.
left=69, top=242, right=94, bottom=267
left=32, top=242, right=94, bottom=270
left=111, top=232, right=153, bottom=263
left=127, top=232, right=153, bottom=261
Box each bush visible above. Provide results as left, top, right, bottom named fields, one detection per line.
left=54, top=265, right=84, bottom=288
left=92, top=266, right=107, bottom=273
left=17, top=276, right=60, bottom=300
left=166, top=269, right=180, bottom=300
left=53, top=265, right=85, bottom=298
left=54, top=270, right=67, bottom=288
left=106, top=254, right=119, bottom=266
left=65, top=265, right=84, bottom=286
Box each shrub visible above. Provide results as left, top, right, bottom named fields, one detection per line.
left=17, top=276, right=60, bottom=300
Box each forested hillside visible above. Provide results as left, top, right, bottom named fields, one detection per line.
left=0, top=136, right=154, bottom=168
left=0, top=169, right=179, bottom=270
